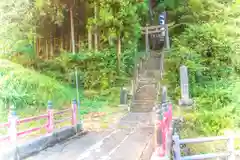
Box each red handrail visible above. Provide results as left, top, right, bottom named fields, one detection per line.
left=0, top=102, right=76, bottom=143
left=18, top=114, right=48, bottom=124
left=17, top=124, right=48, bottom=137
left=155, top=102, right=172, bottom=157
left=0, top=122, right=9, bottom=128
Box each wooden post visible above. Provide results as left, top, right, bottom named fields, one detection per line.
left=8, top=105, right=17, bottom=143
left=131, top=80, right=134, bottom=96
left=160, top=52, right=164, bottom=79
left=136, top=64, right=139, bottom=84
left=172, top=134, right=181, bottom=160
left=145, top=24, right=149, bottom=56
left=165, top=24, right=170, bottom=50
left=139, top=58, right=142, bottom=73
left=47, top=101, right=54, bottom=133
left=164, top=12, right=170, bottom=50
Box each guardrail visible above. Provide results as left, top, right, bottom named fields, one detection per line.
left=155, top=103, right=172, bottom=156
left=152, top=86, right=173, bottom=158
left=0, top=99, right=77, bottom=143
left=173, top=134, right=239, bottom=160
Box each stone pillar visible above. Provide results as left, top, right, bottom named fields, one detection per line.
left=178, top=65, right=193, bottom=106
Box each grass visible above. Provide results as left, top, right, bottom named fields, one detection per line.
left=0, top=59, right=125, bottom=139
left=162, top=58, right=240, bottom=155
left=173, top=105, right=240, bottom=156
left=0, top=59, right=75, bottom=115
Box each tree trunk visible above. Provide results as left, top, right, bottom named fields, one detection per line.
left=88, top=27, right=92, bottom=50
left=70, top=7, right=76, bottom=54
left=94, top=3, right=98, bottom=51
left=116, top=35, right=121, bottom=74
left=50, top=35, right=54, bottom=58
left=36, top=37, right=39, bottom=57
left=45, top=39, right=48, bottom=60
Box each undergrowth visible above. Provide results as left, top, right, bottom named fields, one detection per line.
left=8, top=47, right=136, bottom=90
left=0, top=58, right=125, bottom=122
left=165, top=1, right=240, bottom=136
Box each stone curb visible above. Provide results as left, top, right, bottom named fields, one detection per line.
left=139, top=135, right=154, bottom=160
left=0, top=126, right=83, bottom=160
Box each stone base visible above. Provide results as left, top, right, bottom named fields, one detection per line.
left=151, top=154, right=169, bottom=160
left=118, top=104, right=128, bottom=108
left=178, top=98, right=193, bottom=107
left=76, top=121, right=83, bottom=132
left=0, top=126, right=82, bottom=160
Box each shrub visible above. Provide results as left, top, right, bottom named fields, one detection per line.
left=0, top=59, right=75, bottom=110
left=166, top=22, right=239, bottom=135
left=8, top=47, right=136, bottom=90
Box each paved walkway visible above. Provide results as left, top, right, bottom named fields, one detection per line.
left=25, top=112, right=154, bottom=160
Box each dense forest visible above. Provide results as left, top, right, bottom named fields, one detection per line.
left=0, top=0, right=240, bottom=138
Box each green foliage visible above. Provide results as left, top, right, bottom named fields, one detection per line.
left=0, top=59, right=75, bottom=110
left=0, top=0, right=34, bottom=53
left=87, top=0, right=147, bottom=46
left=0, top=58, right=123, bottom=122
left=0, top=0, right=67, bottom=54
left=8, top=47, right=136, bottom=90
left=166, top=0, right=240, bottom=135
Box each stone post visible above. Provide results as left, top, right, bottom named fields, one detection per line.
left=71, top=99, right=77, bottom=127
left=47, top=101, right=54, bottom=133
left=8, top=105, right=18, bottom=143
left=179, top=65, right=193, bottom=106
left=119, top=87, right=128, bottom=108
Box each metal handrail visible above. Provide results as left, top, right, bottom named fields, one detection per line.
left=173, top=134, right=237, bottom=160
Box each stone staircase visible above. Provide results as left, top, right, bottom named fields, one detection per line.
left=131, top=51, right=162, bottom=112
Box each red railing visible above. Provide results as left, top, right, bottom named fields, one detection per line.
left=0, top=99, right=77, bottom=143
left=154, top=102, right=173, bottom=158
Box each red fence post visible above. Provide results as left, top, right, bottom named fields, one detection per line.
left=47, top=101, right=54, bottom=133
left=163, top=107, right=168, bottom=155
left=71, top=99, right=77, bottom=126
left=8, top=105, right=18, bottom=143
left=168, top=103, right=172, bottom=129
left=155, top=108, right=165, bottom=157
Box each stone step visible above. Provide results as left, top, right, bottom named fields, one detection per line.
left=138, top=76, right=155, bottom=81
left=130, top=106, right=154, bottom=112
left=134, top=95, right=156, bottom=100
left=132, top=101, right=156, bottom=105
left=145, top=58, right=161, bottom=70
left=138, top=80, right=157, bottom=85
left=135, top=88, right=156, bottom=95
left=137, top=84, right=156, bottom=89
left=131, top=102, right=155, bottom=108
left=135, top=89, right=156, bottom=95
left=133, top=99, right=156, bottom=102
left=150, top=51, right=162, bottom=58
left=135, top=95, right=156, bottom=101
left=134, top=95, right=156, bottom=101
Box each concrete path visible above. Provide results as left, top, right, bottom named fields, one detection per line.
left=25, top=112, right=154, bottom=160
